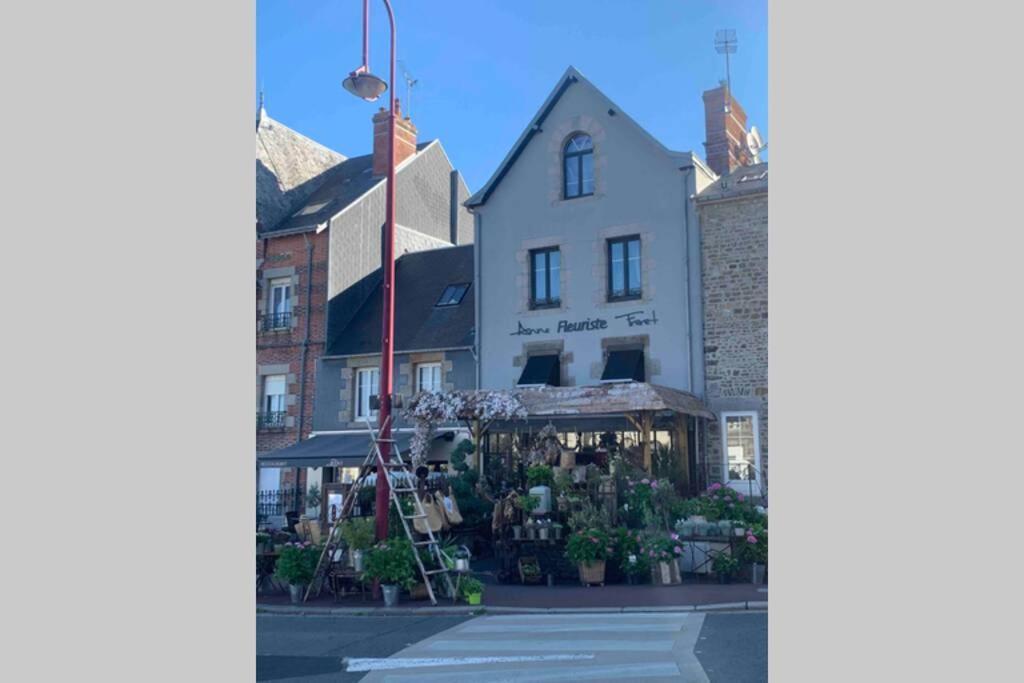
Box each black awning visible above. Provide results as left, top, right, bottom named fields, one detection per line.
left=601, top=349, right=645, bottom=382
left=258, top=432, right=418, bottom=469
left=518, top=354, right=560, bottom=386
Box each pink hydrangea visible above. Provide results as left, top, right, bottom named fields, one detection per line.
left=674, top=546, right=683, bottom=555
left=746, top=535, right=758, bottom=544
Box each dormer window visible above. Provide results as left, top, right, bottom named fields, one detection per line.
left=563, top=133, right=594, bottom=199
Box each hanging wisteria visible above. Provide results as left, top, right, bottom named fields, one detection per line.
left=403, top=390, right=528, bottom=465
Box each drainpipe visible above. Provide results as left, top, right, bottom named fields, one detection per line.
left=472, top=211, right=482, bottom=392
left=679, top=164, right=696, bottom=394
left=294, top=233, right=315, bottom=508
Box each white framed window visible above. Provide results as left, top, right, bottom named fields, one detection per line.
left=268, top=278, right=292, bottom=329
left=355, top=367, right=380, bottom=419
left=416, top=362, right=442, bottom=394
left=720, top=411, right=761, bottom=495
left=261, top=375, right=287, bottom=428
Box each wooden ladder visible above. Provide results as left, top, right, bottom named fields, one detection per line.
left=304, top=416, right=456, bottom=605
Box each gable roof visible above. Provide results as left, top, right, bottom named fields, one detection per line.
left=466, top=66, right=707, bottom=208
left=326, top=244, right=475, bottom=356
left=262, top=140, right=435, bottom=237
left=256, top=111, right=347, bottom=231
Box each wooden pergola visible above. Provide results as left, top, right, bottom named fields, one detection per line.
left=507, top=382, right=716, bottom=484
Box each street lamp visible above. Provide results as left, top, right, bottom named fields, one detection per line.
left=343, top=0, right=398, bottom=543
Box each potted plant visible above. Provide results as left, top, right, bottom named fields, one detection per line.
left=257, top=532, right=272, bottom=553
left=459, top=577, right=485, bottom=605
left=740, top=523, right=768, bottom=584
left=363, top=538, right=416, bottom=607
left=712, top=553, right=741, bottom=584
left=339, top=518, right=375, bottom=572
left=641, top=533, right=685, bottom=585
left=565, top=528, right=611, bottom=586
left=274, top=541, right=320, bottom=604
left=518, top=556, right=543, bottom=584
left=552, top=522, right=564, bottom=540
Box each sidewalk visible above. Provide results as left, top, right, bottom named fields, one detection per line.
left=257, top=579, right=767, bottom=614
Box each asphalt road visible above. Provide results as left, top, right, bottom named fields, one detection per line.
left=257, top=610, right=767, bottom=682
left=257, top=614, right=473, bottom=682
left=694, top=612, right=768, bottom=683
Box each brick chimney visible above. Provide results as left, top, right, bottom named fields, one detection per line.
left=372, top=99, right=418, bottom=177
left=702, top=84, right=752, bottom=177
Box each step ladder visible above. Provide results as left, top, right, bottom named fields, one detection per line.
left=304, top=416, right=456, bottom=605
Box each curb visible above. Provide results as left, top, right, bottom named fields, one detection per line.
left=257, top=600, right=767, bottom=617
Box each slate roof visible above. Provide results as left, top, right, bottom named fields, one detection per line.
left=264, top=140, right=434, bottom=236
left=696, top=162, right=768, bottom=203
left=256, top=110, right=347, bottom=232
left=326, top=244, right=475, bottom=356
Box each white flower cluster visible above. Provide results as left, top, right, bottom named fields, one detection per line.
left=403, top=390, right=527, bottom=465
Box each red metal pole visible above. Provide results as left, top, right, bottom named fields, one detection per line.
left=374, top=0, right=397, bottom=542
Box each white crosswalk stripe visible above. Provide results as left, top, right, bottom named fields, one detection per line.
left=354, top=612, right=711, bottom=682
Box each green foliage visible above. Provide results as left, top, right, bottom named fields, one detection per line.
left=449, top=474, right=490, bottom=528
left=737, top=521, right=767, bottom=565
left=612, top=527, right=649, bottom=579
left=567, top=498, right=611, bottom=533
left=639, top=531, right=686, bottom=564
left=520, top=494, right=540, bottom=515
left=274, top=542, right=320, bottom=586
left=459, top=577, right=484, bottom=599
left=565, top=528, right=613, bottom=565
left=339, top=518, right=375, bottom=551
left=526, top=464, right=554, bottom=488
left=552, top=468, right=574, bottom=497
left=450, top=439, right=475, bottom=473
left=306, top=484, right=322, bottom=513
left=696, top=484, right=763, bottom=524
left=363, top=537, right=417, bottom=589
left=712, top=553, right=741, bottom=578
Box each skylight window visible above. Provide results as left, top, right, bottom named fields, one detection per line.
left=436, top=283, right=470, bottom=307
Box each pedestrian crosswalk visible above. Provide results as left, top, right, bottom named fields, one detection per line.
left=352, top=611, right=711, bottom=682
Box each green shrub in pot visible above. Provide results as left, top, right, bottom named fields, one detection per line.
left=362, top=537, right=417, bottom=590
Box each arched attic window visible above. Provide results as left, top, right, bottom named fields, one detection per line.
left=563, top=133, right=594, bottom=199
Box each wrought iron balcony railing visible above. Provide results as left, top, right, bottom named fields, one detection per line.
left=260, top=311, right=292, bottom=331
left=257, top=411, right=287, bottom=430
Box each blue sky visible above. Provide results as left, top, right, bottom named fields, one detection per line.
left=257, top=1, right=767, bottom=190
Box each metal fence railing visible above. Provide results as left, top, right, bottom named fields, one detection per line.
left=260, top=311, right=292, bottom=332
left=256, top=411, right=287, bottom=430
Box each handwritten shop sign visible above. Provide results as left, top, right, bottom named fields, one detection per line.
left=510, top=310, right=659, bottom=336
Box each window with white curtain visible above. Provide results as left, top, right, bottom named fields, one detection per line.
left=355, top=367, right=380, bottom=419
left=416, top=362, right=442, bottom=394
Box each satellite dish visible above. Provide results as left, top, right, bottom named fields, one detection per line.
left=745, top=126, right=766, bottom=163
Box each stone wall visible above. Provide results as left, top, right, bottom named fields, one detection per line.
left=698, top=192, right=768, bottom=491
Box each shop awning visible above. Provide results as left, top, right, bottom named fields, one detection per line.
left=257, top=431, right=450, bottom=469
left=601, top=349, right=645, bottom=382
left=518, top=354, right=560, bottom=386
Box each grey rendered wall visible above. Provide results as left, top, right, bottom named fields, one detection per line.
left=313, top=348, right=476, bottom=432
left=476, top=81, right=700, bottom=394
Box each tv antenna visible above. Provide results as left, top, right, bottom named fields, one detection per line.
left=714, top=29, right=737, bottom=114
left=399, top=60, right=419, bottom=119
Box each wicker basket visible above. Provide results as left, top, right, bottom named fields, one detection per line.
left=578, top=560, right=606, bottom=586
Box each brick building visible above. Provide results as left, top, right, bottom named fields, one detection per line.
left=255, top=101, right=472, bottom=510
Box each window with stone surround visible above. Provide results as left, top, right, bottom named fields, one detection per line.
left=607, top=235, right=641, bottom=301
left=529, top=246, right=561, bottom=309
left=260, top=375, right=287, bottom=428
left=355, top=367, right=380, bottom=419
left=415, top=362, right=442, bottom=394
left=563, top=133, right=594, bottom=199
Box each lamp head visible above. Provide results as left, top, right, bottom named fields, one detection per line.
left=343, top=70, right=388, bottom=102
